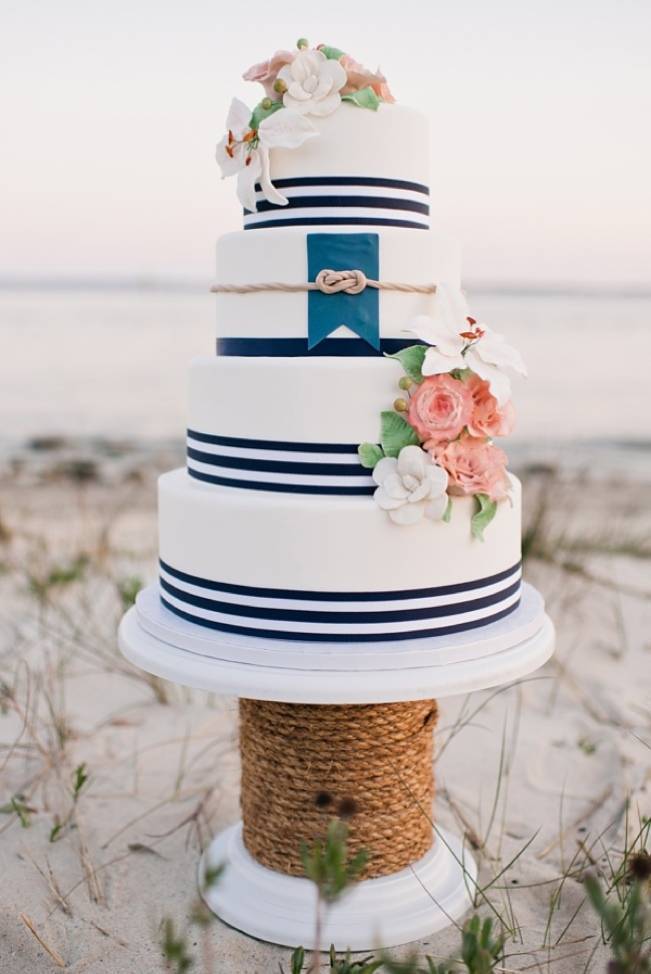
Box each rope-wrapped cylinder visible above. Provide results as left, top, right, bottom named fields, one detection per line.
left=239, top=698, right=437, bottom=879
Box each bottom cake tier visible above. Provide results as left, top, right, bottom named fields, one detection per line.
left=158, top=469, right=522, bottom=643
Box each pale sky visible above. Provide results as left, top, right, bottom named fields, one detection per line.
left=2, top=0, right=650, bottom=286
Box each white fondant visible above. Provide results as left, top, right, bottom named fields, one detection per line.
left=214, top=228, right=459, bottom=339
left=158, top=469, right=521, bottom=592
left=266, top=103, right=429, bottom=186
left=189, top=355, right=406, bottom=443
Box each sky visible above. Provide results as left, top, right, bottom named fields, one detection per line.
left=1, top=0, right=650, bottom=287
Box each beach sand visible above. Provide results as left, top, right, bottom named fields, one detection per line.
left=1, top=442, right=650, bottom=973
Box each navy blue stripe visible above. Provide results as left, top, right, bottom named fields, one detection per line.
left=252, top=176, right=430, bottom=195
left=161, top=576, right=521, bottom=624
left=244, top=217, right=429, bottom=230
left=187, top=431, right=360, bottom=454
left=160, top=596, right=521, bottom=643
left=187, top=468, right=375, bottom=495
left=159, top=558, right=522, bottom=602
left=186, top=446, right=368, bottom=477
left=250, top=196, right=429, bottom=216
left=216, top=337, right=426, bottom=358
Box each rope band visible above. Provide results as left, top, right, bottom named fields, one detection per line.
left=239, top=698, right=437, bottom=879
left=211, top=269, right=436, bottom=296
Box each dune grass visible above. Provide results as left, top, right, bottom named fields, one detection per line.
left=0, top=448, right=649, bottom=972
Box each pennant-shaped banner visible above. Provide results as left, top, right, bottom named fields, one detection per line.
left=307, top=233, right=380, bottom=351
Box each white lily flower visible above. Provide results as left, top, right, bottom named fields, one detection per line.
left=278, top=48, right=347, bottom=117
left=372, top=446, right=449, bottom=526
left=216, top=97, right=317, bottom=212
left=408, top=284, right=527, bottom=405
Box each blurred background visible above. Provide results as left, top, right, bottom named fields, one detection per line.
left=1, top=0, right=650, bottom=473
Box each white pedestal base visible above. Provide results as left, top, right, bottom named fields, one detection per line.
left=200, top=823, right=477, bottom=951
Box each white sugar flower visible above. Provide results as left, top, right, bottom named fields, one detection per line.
left=277, top=48, right=347, bottom=117
left=409, top=284, right=527, bottom=405
left=372, top=446, right=449, bottom=526
left=216, top=98, right=317, bottom=212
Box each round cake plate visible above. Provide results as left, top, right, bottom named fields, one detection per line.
left=119, top=583, right=554, bottom=704
left=200, top=823, right=477, bottom=951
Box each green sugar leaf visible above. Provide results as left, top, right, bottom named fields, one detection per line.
left=450, top=367, right=474, bottom=381
left=380, top=411, right=420, bottom=458
left=385, top=344, right=427, bottom=383
left=319, top=45, right=346, bottom=60
left=471, top=493, right=498, bottom=541
left=357, top=442, right=384, bottom=469
left=249, top=98, right=283, bottom=131
left=442, top=497, right=453, bottom=523
left=342, top=86, right=381, bottom=111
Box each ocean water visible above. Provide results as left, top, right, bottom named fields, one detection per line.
left=1, top=286, right=650, bottom=477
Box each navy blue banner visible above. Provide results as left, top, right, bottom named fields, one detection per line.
left=307, top=233, right=380, bottom=350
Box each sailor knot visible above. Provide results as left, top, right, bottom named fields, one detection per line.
left=314, top=268, right=368, bottom=295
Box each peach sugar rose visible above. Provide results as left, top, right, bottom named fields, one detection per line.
left=466, top=374, right=515, bottom=439
left=407, top=374, right=473, bottom=444
left=339, top=54, right=396, bottom=103
left=428, top=436, right=510, bottom=502
left=242, top=50, right=295, bottom=98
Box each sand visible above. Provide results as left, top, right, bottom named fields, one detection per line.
left=0, top=442, right=650, bottom=973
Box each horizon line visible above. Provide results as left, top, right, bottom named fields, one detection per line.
left=1, top=275, right=650, bottom=300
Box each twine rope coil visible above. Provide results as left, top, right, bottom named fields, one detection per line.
left=211, top=269, right=437, bottom=296
left=239, top=698, right=438, bottom=880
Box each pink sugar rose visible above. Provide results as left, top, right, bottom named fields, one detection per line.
left=466, top=374, right=516, bottom=439
left=242, top=50, right=295, bottom=98
left=339, top=54, right=396, bottom=103
left=427, top=436, right=510, bottom=502
left=407, top=373, right=473, bottom=444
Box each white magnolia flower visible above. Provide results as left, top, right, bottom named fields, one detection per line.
left=216, top=98, right=317, bottom=211
left=277, top=48, right=347, bottom=117
left=373, top=446, right=449, bottom=526
left=409, top=284, right=527, bottom=405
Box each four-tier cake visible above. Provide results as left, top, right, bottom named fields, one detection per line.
left=157, top=40, right=527, bottom=645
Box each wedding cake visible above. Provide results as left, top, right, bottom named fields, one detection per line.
left=158, top=40, right=526, bottom=644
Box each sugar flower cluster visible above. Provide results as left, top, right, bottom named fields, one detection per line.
left=216, top=39, right=394, bottom=211
left=359, top=286, right=526, bottom=536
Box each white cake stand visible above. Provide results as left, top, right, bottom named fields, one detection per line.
left=119, top=581, right=554, bottom=950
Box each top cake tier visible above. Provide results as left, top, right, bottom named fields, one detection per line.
left=242, top=104, right=430, bottom=232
